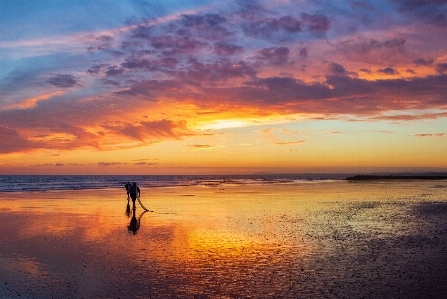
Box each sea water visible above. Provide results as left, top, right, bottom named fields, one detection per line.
left=0, top=174, right=348, bottom=192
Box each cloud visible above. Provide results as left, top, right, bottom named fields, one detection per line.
left=359, top=68, right=372, bottom=74
left=176, top=13, right=232, bottom=40
left=244, top=16, right=301, bottom=38
left=328, top=62, right=357, bottom=76
left=150, top=36, right=208, bottom=54
left=101, top=119, right=189, bottom=141
left=46, top=74, right=77, bottom=88
left=255, top=47, right=290, bottom=66
left=436, top=63, right=447, bottom=73
left=214, top=42, right=243, bottom=56
left=377, top=67, right=399, bottom=75
left=299, top=48, right=308, bottom=60
left=3, top=0, right=447, bottom=160
left=4, top=71, right=442, bottom=159
left=105, top=66, right=124, bottom=77
left=413, top=58, right=435, bottom=65
left=121, top=57, right=179, bottom=71
left=97, top=35, right=114, bottom=42
left=188, top=144, right=220, bottom=149
left=0, top=126, right=36, bottom=153
left=275, top=141, right=306, bottom=145
left=134, top=161, right=157, bottom=165
left=244, top=13, right=329, bottom=39
left=300, top=13, right=331, bottom=35
left=176, top=60, right=257, bottom=83
left=98, top=162, right=122, bottom=167
left=338, top=37, right=406, bottom=54
left=411, top=133, right=444, bottom=137
left=392, top=0, right=447, bottom=26
left=180, top=13, right=227, bottom=28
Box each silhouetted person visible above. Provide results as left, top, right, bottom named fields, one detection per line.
left=125, top=182, right=131, bottom=201
left=128, top=182, right=140, bottom=207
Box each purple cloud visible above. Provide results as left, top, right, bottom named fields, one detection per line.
left=105, top=66, right=124, bottom=77
left=339, top=38, right=406, bottom=53
left=299, top=48, right=308, bottom=60
left=244, top=15, right=309, bottom=38
left=413, top=58, right=435, bottom=65
left=301, top=13, right=331, bottom=34
left=214, top=42, right=243, bottom=56
left=378, top=67, right=399, bottom=75
left=255, top=47, right=290, bottom=66
left=46, top=74, right=77, bottom=88
left=436, top=63, right=447, bottom=73
left=180, top=13, right=227, bottom=27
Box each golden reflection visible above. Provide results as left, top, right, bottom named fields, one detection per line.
left=2, top=182, right=446, bottom=297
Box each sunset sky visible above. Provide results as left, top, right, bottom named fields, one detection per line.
left=1, top=0, right=447, bottom=174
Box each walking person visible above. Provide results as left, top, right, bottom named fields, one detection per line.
left=128, top=182, right=140, bottom=210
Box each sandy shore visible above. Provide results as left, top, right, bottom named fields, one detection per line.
left=1, top=181, right=447, bottom=298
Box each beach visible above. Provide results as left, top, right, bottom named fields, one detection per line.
left=1, top=180, right=447, bottom=298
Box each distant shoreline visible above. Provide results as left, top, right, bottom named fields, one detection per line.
left=344, top=175, right=447, bottom=181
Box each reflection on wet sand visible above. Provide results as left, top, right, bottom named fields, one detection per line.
left=128, top=204, right=149, bottom=234
left=0, top=182, right=447, bottom=298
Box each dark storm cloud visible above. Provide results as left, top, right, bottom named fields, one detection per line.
left=46, top=74, right=77, bottom=88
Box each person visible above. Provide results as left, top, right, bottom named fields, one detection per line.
left=125, top=182, right=131, bottom=199
left=128, top=182, right=140, bottom=209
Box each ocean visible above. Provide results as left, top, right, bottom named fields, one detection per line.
left=0, top=174, right=349, bottom=192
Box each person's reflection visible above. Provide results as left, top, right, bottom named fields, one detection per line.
left=127, top=201, right=148, bottom=234
left=125, top=200, right=131, bottom=217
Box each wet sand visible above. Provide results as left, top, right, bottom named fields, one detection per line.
left=1, top=181, right=447, bottom=298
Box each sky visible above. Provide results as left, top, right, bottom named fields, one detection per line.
left=1, top=0, right=447, bottom=175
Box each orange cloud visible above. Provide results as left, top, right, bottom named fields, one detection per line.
left=1, top=91, right=63, bottom=110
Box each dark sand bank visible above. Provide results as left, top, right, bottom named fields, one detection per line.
left=0, top=182, right=447, bottom=298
